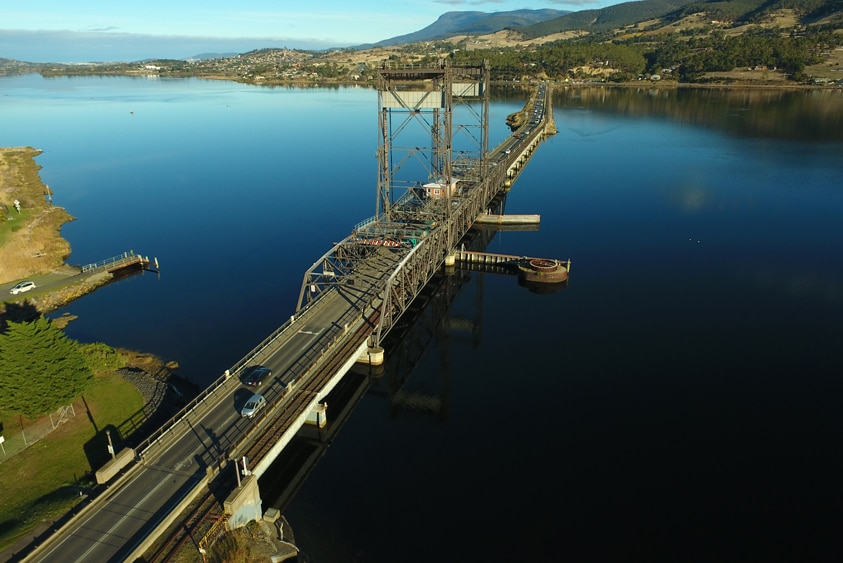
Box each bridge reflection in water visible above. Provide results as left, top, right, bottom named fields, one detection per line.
left=20, top=62, right=557, bottom=563
left=260, top=223, right=523, bottom=516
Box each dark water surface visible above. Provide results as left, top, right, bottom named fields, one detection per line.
left=3, top=76, right=843, bottom=561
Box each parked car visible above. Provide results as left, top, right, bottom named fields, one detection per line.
left=241, top=365, right=271, bottom=387
left=9, top=281, right=36, bottom=295
left=240, top=394, right=266, bottom=418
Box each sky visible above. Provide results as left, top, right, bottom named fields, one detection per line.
left=0, top=0, right=622, bottom=63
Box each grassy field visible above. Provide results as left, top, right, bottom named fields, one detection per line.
left=0, top=372, right=144, bottom=551
left=0, top=147, right=74, bottom=285
left=805, top=45, right=843, bottom=81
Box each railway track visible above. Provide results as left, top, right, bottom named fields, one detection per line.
left=143, top=486, right=223, bottom=563
left=142, top=310, right=378, bottom=561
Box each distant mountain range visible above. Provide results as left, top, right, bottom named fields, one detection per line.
left=364, top=0, right=842, bottom=49
left=363, top=9, right=569, bottom=48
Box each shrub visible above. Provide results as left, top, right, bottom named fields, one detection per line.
left=80, top=342, right=127, bottom=374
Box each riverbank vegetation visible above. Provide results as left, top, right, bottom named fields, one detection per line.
left=0, top=315, right=182, bottom=552
left=0, top=318, right=126, bottom=416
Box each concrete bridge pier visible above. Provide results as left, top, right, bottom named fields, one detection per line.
left=307, top=403, right=328, bottom=428
left=357, top=344, right=384, bottom=366
left=223, top=473, right=263, bottom=530
left=444, top=251, right=457, bottom=276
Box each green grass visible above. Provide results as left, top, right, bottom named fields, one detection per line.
left=0, top=372, right=144, bottom=550
left=0, top=208, right=32, bottom=248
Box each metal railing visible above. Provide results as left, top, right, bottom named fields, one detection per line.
left=80, top=251, right=141, bottom=273
left=131, top=288, right=333, bottom=458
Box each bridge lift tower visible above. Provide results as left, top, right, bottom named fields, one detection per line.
left=297, top=60, right=497, bottom=348
left=370, top=59, right=491, bottom=250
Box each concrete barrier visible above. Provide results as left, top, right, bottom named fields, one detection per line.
left=95, top=447, right=135, bottom=484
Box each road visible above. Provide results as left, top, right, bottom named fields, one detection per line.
left=24, top=282, right=374, bottom=563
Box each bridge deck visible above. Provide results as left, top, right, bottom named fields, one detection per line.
left=21, top=80, right=555, bottom=563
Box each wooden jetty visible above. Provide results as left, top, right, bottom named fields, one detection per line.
left=81, top=251, right=159, bottom=275
left=450, top=249, right=569, bottom=285
left=473, top=212, right=540, bottom=226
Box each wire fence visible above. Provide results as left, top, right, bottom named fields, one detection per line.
left=0, top=405, right=76, bottom=463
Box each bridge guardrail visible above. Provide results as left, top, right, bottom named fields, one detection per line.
left=134, top=77, right=554, bottom=536
left=132, top=288, right=335, bottom=458
left=227, top=306, right=371, bottom=465
left=352, top=216, right=377, bottom=232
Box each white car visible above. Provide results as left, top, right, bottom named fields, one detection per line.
left=10, top=281, right=36, bottom=295
left=240, top=394, right=267, bottom=418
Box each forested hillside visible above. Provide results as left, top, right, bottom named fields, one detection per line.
left=522, top=0, right=843, bottom=37
left=453, top=27, right=841, bottom=83
left=523, top=0, right=701, bottom=37
left=451, top=0, right=843, bottom=84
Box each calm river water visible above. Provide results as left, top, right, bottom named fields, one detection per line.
left=2, top=75, right=843, bottom=561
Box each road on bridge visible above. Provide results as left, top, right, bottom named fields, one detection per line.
left=23, top=75, right=552, bottom=562
left=24, top=282, right=378, bottom=563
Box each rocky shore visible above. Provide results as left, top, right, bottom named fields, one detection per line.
left=115, top=351, right=199, bottom=425
left=31, top=271, right=112, bottom=314
left=98, top=355, right=201, bottom=459
left=117, top=366, right=170, bottom=415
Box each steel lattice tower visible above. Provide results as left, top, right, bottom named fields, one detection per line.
left=374, top=59, right=490, bottom=249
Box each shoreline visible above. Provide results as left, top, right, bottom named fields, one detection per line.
left=0, top=146, right=198, bottom=561
left=154, top=76, right=843, bottom=90
left=0, top=147, right=119, bottom=319
left=13, top=66, right=842, bottom=90
left=0, top=146, right=193, bottom=387
left=0, top=147, right=74, bottom=281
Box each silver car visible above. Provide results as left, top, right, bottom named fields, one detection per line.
left=10, top=281, right=36, bottom=295
left=240, top=393, right=266, bottom=418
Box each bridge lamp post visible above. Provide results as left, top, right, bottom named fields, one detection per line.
left=106, top=430, right=115, bottom=459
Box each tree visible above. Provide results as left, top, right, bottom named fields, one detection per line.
left=0, top=318, right=92, bottom=418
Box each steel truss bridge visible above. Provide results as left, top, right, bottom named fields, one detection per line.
left=18, top=61, right=553, bottom=563
left=298, top=60, right=551, bottom=347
